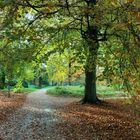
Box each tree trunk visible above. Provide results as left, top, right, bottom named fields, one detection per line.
left=7, top=85, right=11, bottom=98
left=81, top=0, right=101, bottom=104
left=68, top=61, right=72, bottom=86
left=83, top=40, right=101, bottom=104
left=84, top=66, right=97, bottom=103
left=83, top=63, right=100, bottom=104
left=0, top=71, right=5, bottom=89
left=38, top=76, right=42, bottom=88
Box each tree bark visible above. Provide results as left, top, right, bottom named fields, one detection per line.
left=0, top=71, right=5, bottom=89
left=80, top=0, right=101, bottom=104
left=38, top=76, right=42, bottom=88
left=68, top=61, right=72, bottom=86
left=83, top=40, right=101, bottom=104
left=84, top=66, right=97, bottom=103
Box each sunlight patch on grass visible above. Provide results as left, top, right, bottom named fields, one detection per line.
left=47, top=85, right=126, bottom=97
left=1, top=86, right=38, bottom=94
left=47, top=86, right=84, bottom=97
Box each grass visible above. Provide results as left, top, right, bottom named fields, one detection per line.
left=47, top=86, right=84, bottom=97
left=19, top=87, right=38, bottom=93
left=47, top=85, right=127, bottom=97
left=97, top=85, right=126, bottom=97
left=1, top=85, right=38, bottom=94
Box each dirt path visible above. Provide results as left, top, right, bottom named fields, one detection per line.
left=0, top=89, right=79, bottom=140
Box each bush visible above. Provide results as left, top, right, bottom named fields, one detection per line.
left=22, top=80, right=28, bottom=88
left=13, top=81, right=23, bottom=93
left=8, top=80, right=17, bottom=86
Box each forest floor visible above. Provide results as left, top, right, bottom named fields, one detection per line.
left=0, top=89, right=139, bottom=140
left=0, top=92, right=26, bottom=123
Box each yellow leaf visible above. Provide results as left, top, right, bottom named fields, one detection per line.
left=127, top=0, right=134, bottom=3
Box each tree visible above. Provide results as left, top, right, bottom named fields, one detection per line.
left=46, top=53, right=68, bottom=85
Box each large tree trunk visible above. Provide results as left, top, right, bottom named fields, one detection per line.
left=81, top=1, right=101, bottom=104
left=83, top=40, right=101, bottom=104
left=84, top=66, right=97, bottom=103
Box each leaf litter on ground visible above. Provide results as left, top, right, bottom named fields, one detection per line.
left=0, top=90, right=139, bottom=140
left=56, top=99, right=140, bottom=140
left=0, top=92, right=26, bottom=122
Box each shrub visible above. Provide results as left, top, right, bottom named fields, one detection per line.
left=13, top=81, right=23, bottom=93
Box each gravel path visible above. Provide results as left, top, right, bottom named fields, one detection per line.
left=0, top=89, right=79, bottom=140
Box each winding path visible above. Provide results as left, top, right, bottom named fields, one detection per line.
left=0, top=89, right=78, bottom=140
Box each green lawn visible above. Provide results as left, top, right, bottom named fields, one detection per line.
left=19, top=87, right=38, bottom=93
left=46, top=86, right=84, bottom=97
left=1, top=85, right=38, bottom=94
left=47, top=85, right=127, bottom=97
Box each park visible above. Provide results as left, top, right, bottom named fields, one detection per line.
left=0, top=0, right=140, bottom=139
